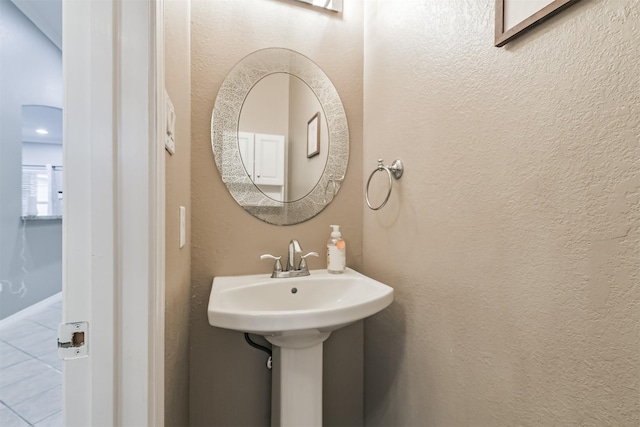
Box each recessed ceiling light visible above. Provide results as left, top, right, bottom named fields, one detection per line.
left=36, top=128, right=49, bottom=135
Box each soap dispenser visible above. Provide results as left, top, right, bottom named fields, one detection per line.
left=327, top=225, right=346, bottom=274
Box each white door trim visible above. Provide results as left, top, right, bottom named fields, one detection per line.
left=63, top=0, right=165, bottom=425
left=151, top=0, right=166, bottom=425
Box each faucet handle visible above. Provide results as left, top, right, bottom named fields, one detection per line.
left=260, top=254, right=283, bottom=274
left=298, top=252, right=319, bottom=270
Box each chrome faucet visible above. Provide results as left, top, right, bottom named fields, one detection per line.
left=260, top=239, right=319, bottom=278
left=287, top=239, right=302, bottom=272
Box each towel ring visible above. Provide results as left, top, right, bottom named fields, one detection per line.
left=366, top=159, right=404, bottom=210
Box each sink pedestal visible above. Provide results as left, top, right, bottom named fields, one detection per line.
left=208, top=269, right=394, bottom=426
left=267, top=332, right=331, bottom=427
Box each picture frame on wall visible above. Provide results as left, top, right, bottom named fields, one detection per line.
left=495, top=0, right=582, bottom=47
left=307, top=112, right=320, bottom=158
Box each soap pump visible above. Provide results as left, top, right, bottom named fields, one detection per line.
left=327, top=225, right=346, bottom=274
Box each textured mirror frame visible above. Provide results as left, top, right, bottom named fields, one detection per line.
left=211, top=48, right=349, bottom=226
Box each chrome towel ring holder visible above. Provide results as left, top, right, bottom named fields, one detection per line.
left=366, top=159, right=404, bottom=210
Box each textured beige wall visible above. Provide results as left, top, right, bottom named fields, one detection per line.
left=190, top=0, right=364, bottom=425
left=362, top=0, right=639, bottom=426
left=164, top=0, right=191, bottom=425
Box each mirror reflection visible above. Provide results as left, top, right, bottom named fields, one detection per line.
left=211, top=47, right=349, bottom=226
left=239, top=73, right=329, bottom=202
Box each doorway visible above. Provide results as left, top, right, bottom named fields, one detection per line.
left=3, top=0, right=165, bottom=424
left=0, top=0, right=63, bottom=425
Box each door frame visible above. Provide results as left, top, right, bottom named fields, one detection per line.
left=63, top=0, right=165, bottom=425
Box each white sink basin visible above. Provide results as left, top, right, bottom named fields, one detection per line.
left=207, top=268, right=393, bottom=336
left=208, top=267, right=393, bottom=426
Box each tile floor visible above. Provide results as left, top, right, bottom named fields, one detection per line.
left=0, top=294, right=62, bottom=427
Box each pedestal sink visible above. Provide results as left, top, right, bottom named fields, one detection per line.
left=207, top=268, right=393, bottom=427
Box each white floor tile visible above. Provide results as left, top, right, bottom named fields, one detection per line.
left=0, top=320, right=50, bottom=342
left=0, top=403, right=30, bottom=427
left=0, top=367, right=61, bottom=406
left=11, top=385, right=61, bottom=425
left=28, top=309, right=61, bottom=331
left=0, top=358, right=50, bottom=388
left=34, top=410, right=62, bottom=427
left=37, top=350, right=62, bottom=372
left=5, top=328, right=57, bottom=358
left=1, top=295, right=63, bottom=425
left=0, top=342, right=31, bottom=370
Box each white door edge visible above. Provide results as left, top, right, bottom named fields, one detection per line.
left=151, top=0, right=166, bottom=425
left=63, top=0, right=165, bottom=425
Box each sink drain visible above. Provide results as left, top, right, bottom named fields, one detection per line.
left=291, top=287, right=298, bottom=294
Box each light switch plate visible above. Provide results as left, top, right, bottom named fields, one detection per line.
left=179, top=206, right=186, bottom=249
left=165, top=89, right=176, bottom=155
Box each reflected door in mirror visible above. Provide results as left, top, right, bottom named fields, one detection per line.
left=239, top=132, right=286, bottom=201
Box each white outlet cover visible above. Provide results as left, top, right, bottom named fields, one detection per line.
left=179, top=206, right=186, bottom=249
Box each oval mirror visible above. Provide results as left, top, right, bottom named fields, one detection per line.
left=211, top=48, right=348, bottom=225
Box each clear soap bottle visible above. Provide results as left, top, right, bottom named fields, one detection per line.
left=327, top=225, right=346, bottom=274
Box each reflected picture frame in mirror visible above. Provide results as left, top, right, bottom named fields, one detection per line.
left=306, top=112, right=320, bottom=159
left=211, top=48, right=349, bottom=226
